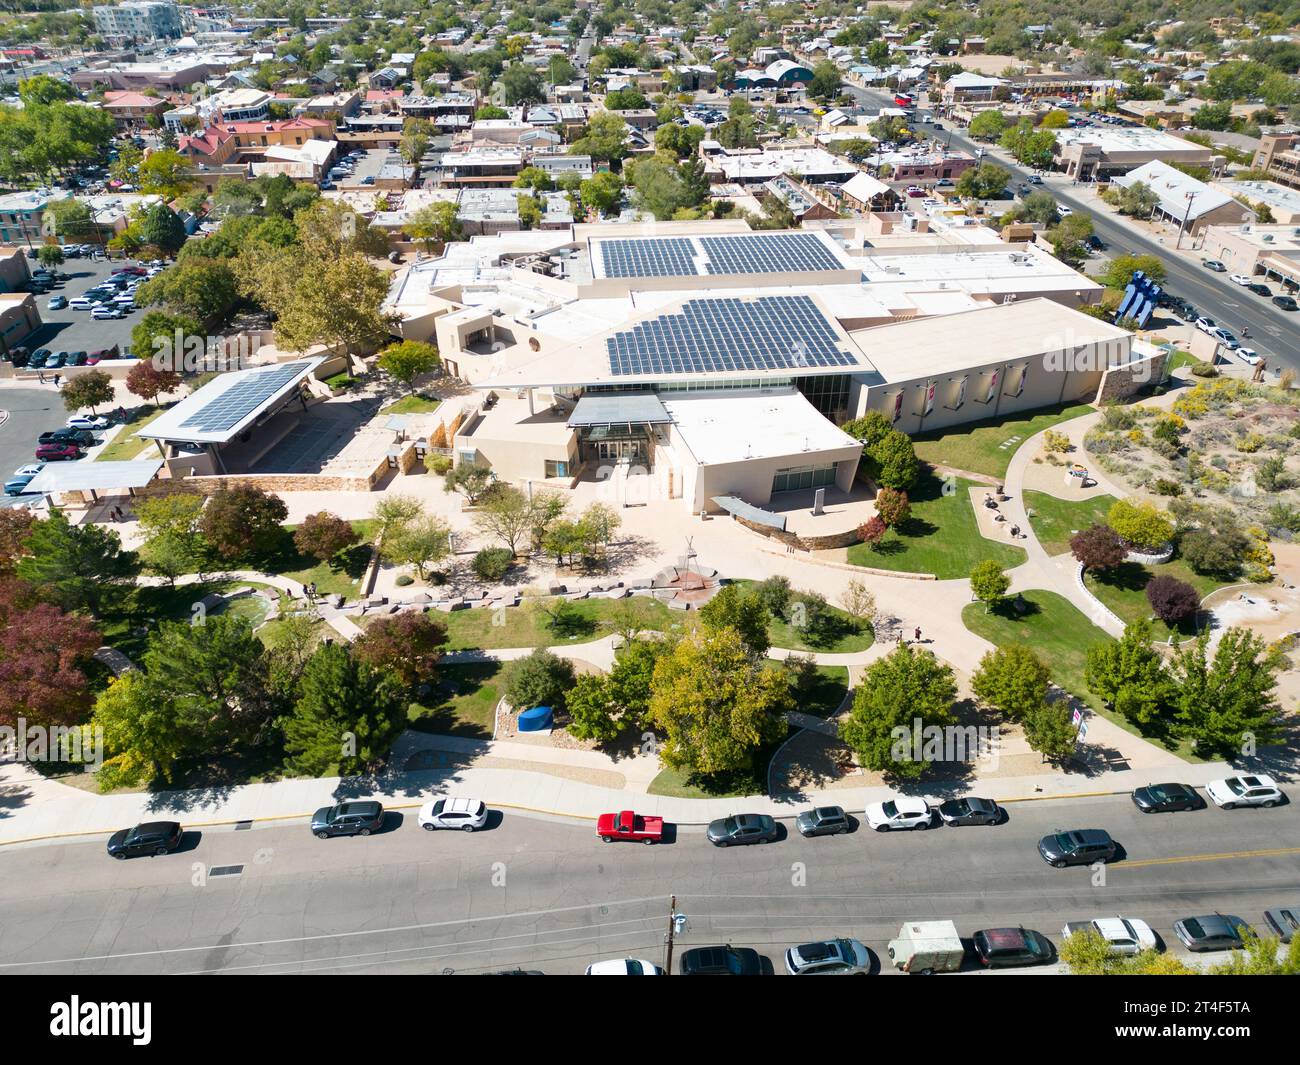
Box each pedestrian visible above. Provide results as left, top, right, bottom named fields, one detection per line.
left=914, top=626, right=922, bottom=643
left=897, top=630, right=904, bottom=645
left=52, top=373, right=60, bottom=386
left=37, top=371, right=44, bottom=383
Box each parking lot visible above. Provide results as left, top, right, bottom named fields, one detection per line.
left=23, top=255, right=147, bottom=357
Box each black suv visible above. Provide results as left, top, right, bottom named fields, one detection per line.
left=972, top=927, right=1054, bottom=968
left=38, top=427, right=95, bottom=447
left=678, top=944, right=764, bottom=975
left=107, top=821, right=183, bottom=859
left=311, top=801, right=385, bottom=838
left=1037, top=828, right=1116, bottom=867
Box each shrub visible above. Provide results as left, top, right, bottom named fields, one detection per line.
left=503, top=648, right=576, bottom=712
left=1190, top=361, right=1219, bottom=378
left=472, top=546, right=513, bottom=581
left=753, top=575, right=792, bottom=618
left=1236, top=433, right=1265, bottom=453
left=1257, top=455, right=1290, bottom=493
left=1107, top=498, right=1174, bottom=551
left=1145, top=575, right=1199, bottom=625
left=873, top=487, right=911, bottom=527
left=426, top=453, right=452, bottom=475
left=1152, top=478, right=1183, bottom=496
left=1179, top=526, right=1247, bottom=577
left=1042, top=430, right=1072, bottom=454
left=395, top=574, right=414, bottom=586
left=1100, top=405, right=1138, bottom=431
left=1070, top=523, right=1126, bottom=571
left=292, top=512, right=360, bottom=562
left=857, top=515, right=887, bottom=548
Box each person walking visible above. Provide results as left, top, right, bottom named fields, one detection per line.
left=914, top=626, right=922, bottom=643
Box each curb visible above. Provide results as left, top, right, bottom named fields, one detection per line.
left=0, top=785, right=1137, bottom=849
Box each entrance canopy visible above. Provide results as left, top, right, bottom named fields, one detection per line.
left=568, top=393, right=670, bottom=429
left=713, top=495, right=787, bottom=531
left=25, top=458, right=163, bottom=497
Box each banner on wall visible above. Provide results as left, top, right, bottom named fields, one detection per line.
left=891, top=389, right=904, bottom=422
left=1013, top=364, right=1027, bottom=397
left=923, top=380, right=936, bottom=415
left=953, top=375, right=968, bottom=409
left=984, top=368, right=1000, bottom=402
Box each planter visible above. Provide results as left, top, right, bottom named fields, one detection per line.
left=1124, top=542, right=1174, bottom=565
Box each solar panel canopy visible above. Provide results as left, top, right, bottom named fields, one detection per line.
left=593, top=231, right=844, bottom=279
left=606, top=295, right=857, bottom=378
left=178, top=362, right=309, bottom=433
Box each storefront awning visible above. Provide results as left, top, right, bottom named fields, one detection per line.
left=568, top=393, right=671, bottom=428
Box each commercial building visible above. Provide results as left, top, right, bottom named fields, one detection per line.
left=1214, top=179, right=1300, bottom=225
left=379, top=220, right=1153, bottom=516
left=1051, top=126, right=1215, bottom=181
left=0, top=188, right=71, bottom=245
left=1198, top=224, right=1300, bottom=291
left=92, top=2, right=184, bottom=42
left=1111, top=161, right=1252, bottom=239
left=1251, top=133, right=1300, bottom=191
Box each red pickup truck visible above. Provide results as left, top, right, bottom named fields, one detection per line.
left=597, top=810, right=664, bottom=845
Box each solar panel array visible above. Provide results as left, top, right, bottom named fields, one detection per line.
left=178, top=361, right=312, bottom=434
left=597, top=237, right=699, bottom=279
left=606, top=296, right=856, bottom=378
left=699, top=232, right=842, bottom=275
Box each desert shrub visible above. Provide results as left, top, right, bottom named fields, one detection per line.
left=472, top=546, right=513, bottom=581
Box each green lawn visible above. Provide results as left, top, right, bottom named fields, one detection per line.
left=408, top=661, right=504, bottom=738
left=270, top=518, right=379, bottom=601
left=95, top=405, right=168, bottom=462
left=846, top=473, right=1026, bottom=579
left=439, top=594, right=696, bottom=651
left=1023, top=491, right=1118, bottom=556
left=787, top=664, right=850, bottom=718
left=380, top=393, right=442, bottom=415
left=1085, top=559, right=1227, bottom=640
left=647, top=725, right=791, bottom=799
left=961, top=590, right=1114, bottom=715
left=733, top=580, right=874, bottom=652
left=95, top=579, right=238, bottom=669
left=912, top=402, right=1094, bottom=479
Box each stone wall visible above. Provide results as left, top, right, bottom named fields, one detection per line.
left=139, top=471, right=374, bottom=497
left=731, top=512, right=863, bottom=552
left=1095, top=349, right=1169, bottom=405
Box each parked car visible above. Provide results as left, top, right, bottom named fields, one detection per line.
left=937, top=796, right=1002, bottom=826
left=1061, top=916, right=1158, bottom=956
left=39, top=428, right=93, bottom=446
left=1263, top=906, right=1300, bottom=943
left=865, top=796, right=933, bottom=831
left=1056, top=204, right=1072, bottom=216
left=1206, top=774, right=1284, bottom=809
left=678, top=944, right=763, bottom=975
left=905, top=185, right=925, bottom=197
left=64, top=350, right=87, bottom=366
left=1037, top=828, right=1116, bottom=867
left=47, top=295, right=67, bottom=310
left=106, top=821, right=183, bottom=859
left=784, top=938, right=871, bottom=975
left=1246, top=283, right=1272, bottom=297
left=1174, top=914, right=1247, bottom=952
left=795, top=805, right=851, bottom=837
left=1236, top=347, right=1261, bottom=366
left=66, top=414, right=109, bottom=431
left=597, top=809, right=664, bottom=844
left=310, top=800, right=385, bottom=838
left=584, top=958, right=664, bottom=975
left=971, top=927, right=1054, bottom=967
left=1194, top=316, right=1217, bottom=334
left=1212, top=327, right=1238, bottom=349
left=27, top=348, right=50, bottom=368
left=1228, top=273, right=1253, bottom=286
left=92, top=306, right=125, bottom=319
left=3, top=474, right=37, bottom=495
left=1273, top=294, right=1298, bottom=311
left=418, top=796, right=488, bottom=832
left=1027, top=174, right=1043, bottom=184
left=44, top=351, right=66, bottom=368
left=706, top=813, right=778, bottom=847
left=1131, top=782, right=1200, bottom=813
left=1202, top=259, right=1227, bottom=272
left=68, top=297, right=96, bottom=310
left=12, top=463, right=43, bottom=478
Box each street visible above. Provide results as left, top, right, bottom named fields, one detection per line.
left=0, top=793, right=1296, bottom=974
left=840, top=84, right=1300, bottom=373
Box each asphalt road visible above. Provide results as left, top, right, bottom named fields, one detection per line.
left=0, top=792, right=1296, bottom=975
left=0, top=386, right=65, bottom=505
left=840, top=85, right=1300, bottom=373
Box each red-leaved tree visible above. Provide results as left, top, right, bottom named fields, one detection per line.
left=1145, top=575, right=1199, bottom=625
left=0, top=578, right=102, bottom=729
left=125, top=360, right=183, bottom=408
left=1070, top=523, right=1126, bottom=572
left=293, top=512, right=360, bottom=562
left=351, top=611, right=449, bottom=689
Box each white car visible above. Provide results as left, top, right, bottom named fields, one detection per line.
left=66, top=415, right=109, bottom=431
left=12, top=463, right=43, bottom=478
left=68, top=297, right=96, bottom=310
left=584, top=958, right=663, bottom=975
left=1061, top=916, right=1158, bottom=956
left=1206, top=775, right=1284, bottom=809
left=1056, top=204, right=1073, bottom=216
left=91, top=306, right=124, bottom=319
left=865, top=796, right=933, bottom=831
left=1235, top=347, right=1261, bottom=366
left=417, top=795, right=488, bottom=831
left=1194, top=316, right=1217, bottom=335
left=1228, top=274, right=1252, bottom=287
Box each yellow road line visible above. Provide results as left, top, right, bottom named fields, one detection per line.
left=1122, top=846, right=1300, bottom=869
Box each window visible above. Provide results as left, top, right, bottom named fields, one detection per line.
left=544, top=459, right=569, bottom=478
left=772, top=463, right=836, bottom=494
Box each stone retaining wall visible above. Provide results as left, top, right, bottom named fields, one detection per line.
left=731, top=512, right=863, bottom=552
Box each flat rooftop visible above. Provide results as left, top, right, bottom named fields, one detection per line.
left=850, top=298, right=1132, bottom=383
left=1053, top=126, right=1212, bottom=156
left=664, top=388, right=861, bottom=466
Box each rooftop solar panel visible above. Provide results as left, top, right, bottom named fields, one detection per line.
left=178, top=362, right=312, bottom=434
left=605, top=295, right=856, bottom=378
left=699, top=232, right=842, bottom=275
left=597, top=237, right=699, bottom=279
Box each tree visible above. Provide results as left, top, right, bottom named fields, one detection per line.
left=1107, top=498, right=1173, bottom=551
left=137, top=148, right=194, bottom=198
left=968, top=109, right=1008, bottom=141
left=1168, top=628, right=1285, bottom=758
left=869, top=430, right=919, bottom=490
left=60, top=370, right=115, bottom=415
left=15, top=511, right=138, bottom=614
left=124, top=361, right=183, bottom=409
left=1023, top=700, right=1078, bottom=764
left=284, top=643, right=407, bottom=775
left=516, top=192, right=542, bottom=229
left=649, top=627, right=791, bottom=778
left=1115, top=180, right=1159, bottom=218
left=808, top=60, right=842, bottom=101
left=697, top=583, right=771, bottom=658
left=1101, top=254, right=1165, bottom=288
left=503, top=648, right=576, bottom=712
left=971, top=645, right=1050, bottom=721
left=1180, top=526, right=1248, bottom=578
left=293, top=512, right=359, bottom=562
left=398, top=130, right=428, bottom=166
left=873, top=487, right=911, bottom=527
left=405, top=201, right=460, bottom=253
left=93, top=670, right=189, bottom=788
left=1039, top=109, right=1070, bottom=129
left=603, top=87, right=648, bottom=111
left=501, top=63, right=545, bottom=106
left=377, top=340, right=440, bottom=391
left=134, top=258, right=238, bottom=325
left=580, top=171, right=624, bottom=217
left=1070, top=523, right=1126, bottom=572
left=387, top=514, right=451, bottom=580
left=198, top=484, right=288, bottom=563
left=570, top=111, right=629, bottom=163
left=474, top=485, right=538, bottom=556
left=36, top=244, right=64, bottom=268
left=351, top=611, right=448, bottom=690
left=513, top=166, right=554, bottom=192
left=444, top=462, right=494, bottom=504
left=0, top=510, right=34, bottom=576
left=1000, top=119, right=1056, bottom=168
left=969, top=560, right=1010, bottom=611
left=137, top=203, right=187, bottom=255
left=840, top=579, right=876, bottom=625
left=1145, top=575, right=1199, bottom=626
left=133, top=310, right=203, bottom=367
left=135, top=492, right=208, bottom=584
left=1085, top=620, right=1170, bottom=729
left=472, top=547, right=512, bottom=581
left=839, top=644, right=956, bottom=780
left=955, top=162, right=1010, bottom=200
left=858, top=515, right=887, bottom=548
left=565, top=673, right=622, bottom=744
left=0, top=580, right=100, bottom=729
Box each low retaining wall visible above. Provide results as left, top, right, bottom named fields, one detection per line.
left=731, top=511, right=863, bottom=552
left=1125, top=543, right=1174, bottom=565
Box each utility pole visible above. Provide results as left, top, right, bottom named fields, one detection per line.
left=663, top=895, right=679, bottom=974
left=1175, top=190, right=1197, bottom=250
